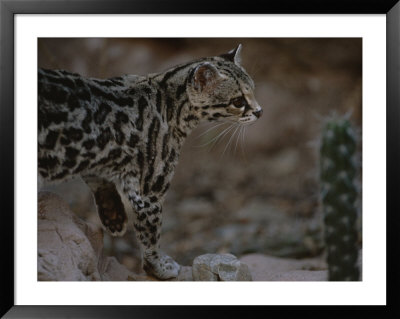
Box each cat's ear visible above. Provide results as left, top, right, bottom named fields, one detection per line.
left=191, top=62, right=223, bottom=91
left=219, top=44, right=242, bottom=65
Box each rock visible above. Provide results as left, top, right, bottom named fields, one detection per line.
left=236, top=263, right=252, bottom=281
left=218, top=262, right=238, bottom=281
left=209, top=253, right=236, bottom=273
left=41, top=177, right=95, bottom=220
left=37, top=191, right=330, bottom=282
left=171, top=266, right=193, bottom=281
left=192, top=253, right=252, bottom=281
left=218, top=261, right=252, bottom=281
left=192, top=254, right=218, bottom=281
left=239, top=253, right=327, bottom=281
left=38, top=191, right=197, bottom=282
left=100, top=256, right=134, bottom=281
left=38, top=192, right=139, bottom=281
left=38, top=192, right=102, bottom=281
left=271, top=270, right=327, bottom=281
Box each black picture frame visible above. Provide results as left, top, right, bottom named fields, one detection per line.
left=1, top=0, right=399, bottom=317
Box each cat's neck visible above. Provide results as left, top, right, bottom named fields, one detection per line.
left=152, top=62, right=201, bottom=141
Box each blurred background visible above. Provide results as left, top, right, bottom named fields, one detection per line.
left=38, top=38, right=362, bottom=274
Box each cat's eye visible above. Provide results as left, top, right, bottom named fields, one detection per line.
left=231, top=97, right=247, bottom=108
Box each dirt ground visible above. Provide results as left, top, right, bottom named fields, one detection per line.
left=38, top=38, right=362, bottom=273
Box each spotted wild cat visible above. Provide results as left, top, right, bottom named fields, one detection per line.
left=38, top=44, right=262, bottom=279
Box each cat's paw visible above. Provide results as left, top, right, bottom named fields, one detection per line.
left=143, top=254, right=181, bottom=280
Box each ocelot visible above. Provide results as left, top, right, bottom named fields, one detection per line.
left=38, top=44, right=262, bottom=279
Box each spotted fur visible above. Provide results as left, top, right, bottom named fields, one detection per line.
left=38, top=45, right=262, bottom=279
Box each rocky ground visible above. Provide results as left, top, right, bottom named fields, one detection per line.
left=38, top=38, right=362, bottom=280
left=38, top=192, right=330, bottom=281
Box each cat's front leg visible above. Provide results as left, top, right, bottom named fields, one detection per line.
left=135, top=201, right=180, bottom=280
left=121, top=178, right=180, bottom=280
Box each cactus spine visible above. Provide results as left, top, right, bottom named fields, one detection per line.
left=320, top=118, right=360, bottom=281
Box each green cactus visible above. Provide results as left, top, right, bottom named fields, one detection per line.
left=319, top=118, right=360, bottom=281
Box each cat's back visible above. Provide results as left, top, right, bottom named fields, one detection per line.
left=38, top=68, right=141, bottom=113
left=38, top=68, right=144, bottom=136
left=38, top=68, right=144, bottom=181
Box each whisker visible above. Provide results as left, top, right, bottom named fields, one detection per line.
left=240, top=125, right=247, bottom=161
left=234, top=124, right=242, bottom=155
left=194, top=122, right=227, bottom=140
left=209, top=124, right=235, bottom=152
left=194, top=123, right=233, bottom=148
left=239, top=126, right=244, bottom=157
left=233, top=124, right=241, bottom=156
left=221, top=124, right=240, bottom=159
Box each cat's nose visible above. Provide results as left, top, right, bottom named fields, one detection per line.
left=253, top=109, right=263, bottom=118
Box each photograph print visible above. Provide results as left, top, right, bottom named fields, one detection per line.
left=37, top=38, right=362, bottom=282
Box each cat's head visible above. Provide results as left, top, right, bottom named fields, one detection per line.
left=187, top=44, right=262, bottom=124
